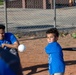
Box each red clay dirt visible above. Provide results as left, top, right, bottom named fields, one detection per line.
left=18, top=34, right=76, bottom=75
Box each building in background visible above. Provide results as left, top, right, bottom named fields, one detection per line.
left=6, top=0, right=75, bottom=9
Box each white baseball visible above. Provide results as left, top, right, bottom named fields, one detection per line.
left=18, top=44, right=26, bottom=52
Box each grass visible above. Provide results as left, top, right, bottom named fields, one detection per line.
left=0, top=1, right=3, bottom=5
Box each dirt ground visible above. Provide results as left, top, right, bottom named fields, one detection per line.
left=18, top=34, right=76, bottom=75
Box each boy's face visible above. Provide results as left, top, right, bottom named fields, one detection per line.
left=0, top=29, right=5, bottom=40
left=46, top=33, right=58, bottom=43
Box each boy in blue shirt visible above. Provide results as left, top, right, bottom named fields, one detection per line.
left=45, top=28, right=65, bottom=75
left=0, top=24, right=23, bottom=75
left=0, top=24, right=19, bottom=54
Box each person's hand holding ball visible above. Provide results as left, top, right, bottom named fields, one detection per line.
left=18, top=44, right=26, bottom=52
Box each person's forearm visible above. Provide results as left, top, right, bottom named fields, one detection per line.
left=4, top=44, right=18, bottom=49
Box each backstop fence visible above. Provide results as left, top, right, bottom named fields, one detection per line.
left=0, top=0, right=76, bottom=38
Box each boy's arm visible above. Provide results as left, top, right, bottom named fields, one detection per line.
left=45, top=44, right=52, bottom=54
left=2, top=41, right=19, bottom=49
left=45, top=43, right=61, bottom=54
left=2, top=33, right=19, bottom=49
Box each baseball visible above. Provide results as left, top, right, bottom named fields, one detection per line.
left=18, top=44, right=26, bottom=52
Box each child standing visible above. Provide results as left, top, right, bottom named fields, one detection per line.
left=44, top=28, right=65, bottom=75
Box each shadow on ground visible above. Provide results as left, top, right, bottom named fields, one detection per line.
left=22, top=63, right=48, bottom=75
left=22, top=62, right=76, bottom=75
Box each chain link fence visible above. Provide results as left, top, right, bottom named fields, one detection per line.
left=0, top=0, right=76, bottom=39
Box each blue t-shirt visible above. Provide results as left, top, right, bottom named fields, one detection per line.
left=0, top=33, right=17, bottom=50
left=0, top=58, right=16, bottom=75
left=45, top=42, right=65, bottom=74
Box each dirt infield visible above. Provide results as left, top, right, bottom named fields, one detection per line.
left=18, top=34, right=76, bottom=75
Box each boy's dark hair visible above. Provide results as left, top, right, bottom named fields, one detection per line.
left=46, top=28, right=59, bottom=37
left=0, top=24, right=5, bottom=30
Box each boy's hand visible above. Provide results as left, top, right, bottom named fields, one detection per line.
left=1, top=43, right=6, bottom=48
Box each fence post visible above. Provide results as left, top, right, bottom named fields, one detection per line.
left=54, top=0, right=56, bottom=28
left=4, top=0, right=8, bottom=32
left=43, top=0, right=46, bottom=9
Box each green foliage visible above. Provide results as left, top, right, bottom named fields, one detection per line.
left=71, top=33, right=76, bottom=38
left=0, top=0, right=3, bottom=2
left=0, top=0, right=3, bottom=5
